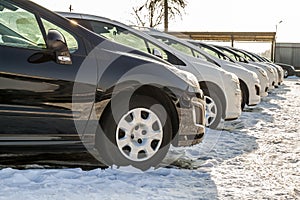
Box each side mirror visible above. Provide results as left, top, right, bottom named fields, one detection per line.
left=152, top=48, right=163, bottom=59
left=28, top=29, right=72, bottom=65
left=47, top=29, right=72, bottom=65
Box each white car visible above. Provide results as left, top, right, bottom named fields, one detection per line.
left=226, top=47, right=280, bottom=89
left=59, top=12, right=242, bottom=129
left=145, top=30, right=260, bottom=109
left=215, top=45, right=278, bottom=90
left=188, top=41, right=270, bottom=97
left=242, top=50, right=284, bottom=85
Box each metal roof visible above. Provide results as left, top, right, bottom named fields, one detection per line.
left=167, top=31, right=276, bottom=42
left=167, top=31, right=277, bottom=61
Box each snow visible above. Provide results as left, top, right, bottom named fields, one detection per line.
left=0, top=78, right=299, bottom=200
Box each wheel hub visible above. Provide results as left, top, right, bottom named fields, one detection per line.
left=130, top=123, right=148, bottom=144
left=205, top=96, right=218, bottom=127
left=116, top=108, right=163, bottom=162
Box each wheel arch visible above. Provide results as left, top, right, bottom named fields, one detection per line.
left=199, top=81, right=227, bottom=119
left=99, top=84, right=179, bottom=141
left=239, top=79, right=249, bottom=105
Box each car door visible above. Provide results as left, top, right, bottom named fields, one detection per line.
left=0, top=1, right=96, bottom=145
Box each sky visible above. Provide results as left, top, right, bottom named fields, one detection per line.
left=31, top=0, right=300, bottom=53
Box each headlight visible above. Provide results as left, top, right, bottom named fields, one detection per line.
left=163, top=65, right=203, bottom=98
left=177, top=70, right=199, bottom=88
left=251, top=72, right=260, bottom=84
left=225, top=71, right=239, bottom=84
left=163, top=64, right=199, bottom=88
left=252, top=71, right=259, bottom=80
left=176, top=70, right=204, bottom=98
left=267, top=67, right=274, bottom=73
left=258, top=68, right=267, bottom=77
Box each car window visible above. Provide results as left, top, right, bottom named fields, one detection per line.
left=234, top=50, right=252, bottom=61
left=219, top=49, right=237, bottom=61
left=145, top=41, right=168, bottom=60
left=154, top=35, right=194, bottom=57
left=193, top=49, right=208, bottom=60
left=0, top=2, right=46, bottom=49
left=220, top=53, right=232, bottom=61
left=200, top=47, right=220, bottom=59
left=41, top=18, right=78, bottom=53
left=248, top=54, right=260, bottom=62
left=89, top=20, right=148, bottom=53
left=87, top=20, right=172, bottom=61
left=74, top=19, right=183, bottom=65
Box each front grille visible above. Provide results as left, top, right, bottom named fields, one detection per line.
left=191, top=97, right=205, bottom=126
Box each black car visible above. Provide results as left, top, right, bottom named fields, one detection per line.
left=275, top=63, right=298, bottom=78
left=0, top=0, right=205, bottom=170
left=244, top=54, right=296, bottom=78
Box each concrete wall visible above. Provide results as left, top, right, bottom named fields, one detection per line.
left=275, top=43, right=300, bottom=69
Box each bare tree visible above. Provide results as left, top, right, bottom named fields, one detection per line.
left=132, top=0, right=187, bottom=31
left=164, top=0, right=168, bottom=31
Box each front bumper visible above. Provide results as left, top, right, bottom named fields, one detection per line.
left=263, top=67, right=276, bottom=90
left=248, top=83, right=261, bottom=106
left=258, top=75, right=269, bottom=97
left=273, top=69, right=279, bottom=87
left=268, top=72, right=276, bottom=90
left=174, top=96, right=205, bottom=147
left=278, top=69, right=284, bottom=84
left=225, top=88, right=242, bottom=120
left=223, top=76, right=242, bottom=120
left=260, top=84, right=269, bottom=97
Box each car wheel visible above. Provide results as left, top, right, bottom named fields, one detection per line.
left=241, top=88, right=246, bottom=110
left=240, top=83, right=248, bottom=110
left=203, top=89, right=222, bottom=129
left=284, top=69, right=289, bottom=78
left=96, top=94, right=172, bottom=170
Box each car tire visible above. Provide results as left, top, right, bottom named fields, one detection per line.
left=203, top=89, right=222, bottom=129
left=95, top=94, right=172, bottom=170
left=241, top=89, right=246, bottom=110
left=240, top=83, right=248, bottom=110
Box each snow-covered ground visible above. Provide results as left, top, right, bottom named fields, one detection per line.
left=0, top=78, right=299, bottom=200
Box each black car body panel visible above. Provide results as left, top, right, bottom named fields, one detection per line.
left=275, top=63, right=297, bottom=77
left=0, top=0, right=205, bottom=162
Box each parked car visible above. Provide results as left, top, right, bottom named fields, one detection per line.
left=187, top=40, right=270, bottom=97
left=0, top=0, right=206, bottom=170
left=143, top=30, right=260, bottom=109
left=275, top=63, right=297, bottom=78
left=214, top=45, right=278, bottom=90
left=236, top=49, right=284, bottom=84
left=256, top=56, right=296, bottom=78
left=59, top=12, right=242, bottom=129
left=226, top=47, right=282, bottom=87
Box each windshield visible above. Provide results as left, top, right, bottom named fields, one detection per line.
left=152, top=35, right=207, bottom=59
left=233, top=50, right=254, bottom=61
